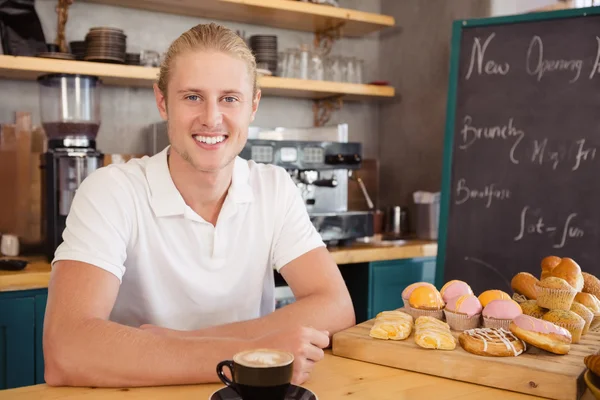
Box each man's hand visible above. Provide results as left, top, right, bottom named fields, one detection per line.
left=251, top=326, right=329, bottom=385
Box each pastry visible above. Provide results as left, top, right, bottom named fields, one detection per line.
left=585, top=354, right=600, bottom=377
left=414, top=316, right=456, bottom=350
left=583, top=272, right=600, bottom=299
left=520, top=300, right=548, bottom=319
left=443, top=294, right=482, bottom=331
left=482, top=299, right=522, bottom=330
left=370, top=310, right=414, bottom=341
left=407, top=286, right=445, bottom=320
left=511, top=272, right=539, bottom=301
left=551, top=258, right=584, bottom=292
left=575, top=292, right=600, bottom=331
left=535, top=277, right=577, bottom=310
left=402, top=282, right=436, bottom=308
left=542, top=310, right=585, bottom=344
left=459, top=327, right=525, bottom=357
left=478, top=290, right=511, bottom=307
left=509, top=314, right=571, bottom=355
left=570, top=302, right=593, bottom=335
left=440, top=280, right=473, bottom=303
left=541, top=256, right=562, bottom=280
left=575, top=292, right=600, bottom=313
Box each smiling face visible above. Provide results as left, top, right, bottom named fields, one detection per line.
left=154, top=50, right=260, bottom=173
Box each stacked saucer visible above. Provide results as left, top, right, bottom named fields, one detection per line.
left=125, top=53, right=141, bottom=65
left=84, top=27, right=126, bottom=63
left=69, top=41, right=86, bottom=60
left=249, top=35, right=278, bottom=75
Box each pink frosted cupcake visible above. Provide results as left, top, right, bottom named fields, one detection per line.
left=482, top=299, right=523, bottom=330
left=402, top=282, right=436, bottom=308
left=443, top=294, right=482, bottom=331
left=440, top=280, right=473, bottom=304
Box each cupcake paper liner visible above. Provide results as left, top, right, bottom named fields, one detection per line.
left=402, top=298, right=410, bottom=309
left=591, top=313, right=600, bottom=332
left=406, top=305, right=444, bottom=321
left=512, top=292, right=528, bottom=304
left=535, top=285, right=576, bottom=311
left=482, top=316, right=511, bottom=330
left=552, top=319, right=585, bottom=344
left=443, top=310, right=481, bottom=331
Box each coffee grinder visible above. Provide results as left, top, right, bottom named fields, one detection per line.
left=38, top=74, right=104, bottom=260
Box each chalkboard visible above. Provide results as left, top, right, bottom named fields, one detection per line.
left=436, top=7, right=600, bottom=295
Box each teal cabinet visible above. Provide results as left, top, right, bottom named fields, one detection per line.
left=0, top=297, right=35, bottom=389
left=0, top=289, right=48, bottom=389
left=340, top=257, right=436, bottom=323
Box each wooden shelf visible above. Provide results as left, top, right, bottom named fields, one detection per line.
left=0, top=55, right=394, bottom=101
left=80, top=0, right=395, bottom=37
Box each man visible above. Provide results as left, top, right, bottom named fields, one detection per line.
left=43, top=23, right=355, bottom=388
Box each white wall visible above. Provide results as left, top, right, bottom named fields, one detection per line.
left=490, top=0, right=559, bottom=15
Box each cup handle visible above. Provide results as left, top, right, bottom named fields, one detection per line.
left=216, top=360, right=237, bottom=389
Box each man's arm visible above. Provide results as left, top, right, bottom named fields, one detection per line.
left=142, top=246, right=355, bottom=340
left=43, top=260, right=255, bottom=387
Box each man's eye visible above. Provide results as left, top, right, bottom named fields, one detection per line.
left=223, top=96, right=238, bottom=103
left=186, top=95, right=200, bottom=101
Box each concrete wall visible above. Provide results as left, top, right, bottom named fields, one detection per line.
left=0, top=0, right=381, bottom=157
left=377, top=0, right=491, bottom=208
left=490, top=0, right=559, bottom=15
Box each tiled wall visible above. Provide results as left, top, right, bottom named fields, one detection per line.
left=0, top=0, right=383, bottom=157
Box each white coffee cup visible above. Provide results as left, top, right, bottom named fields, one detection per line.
left=1, top=234, right=19, bottom=256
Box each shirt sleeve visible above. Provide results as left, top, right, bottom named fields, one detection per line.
left=271, top=169, right=326, bottom=272
left=52, top=166, right=134, bottom=282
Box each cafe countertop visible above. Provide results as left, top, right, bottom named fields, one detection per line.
left=1, top=351, right=594, bottom=399
left=0, top=239, right=437, bottom=292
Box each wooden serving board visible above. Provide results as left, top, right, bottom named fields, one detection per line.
left=332, top=318, right=600, bottom=400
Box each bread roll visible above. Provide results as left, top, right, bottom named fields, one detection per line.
left=551, top=258, right=584, bottom=292
left=541, top=256, right=562, bottom=280
left=583, top=272, right=600, bottom=299
left=575, top=292, right=600, bottom=313
left=511, top=272, right=539, bottom=300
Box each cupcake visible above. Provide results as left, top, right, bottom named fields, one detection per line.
left=443, top=294, right=482, bottom=331
left=440, top=280, right=473, bottom=304
left=542, top=309, right=585, bottom=343
left=570, top=302, right=593, bottom=336
left=482, top=299, right=522, bottom=330
left=520, top=300, right=548, bottom=319
left=407, top=285, right=445, bottom=320
left=402, top=282, right=436, bottom=308
left=535, top=277, right=576, bottom=310
left=478, top=290, right=511, bottom=308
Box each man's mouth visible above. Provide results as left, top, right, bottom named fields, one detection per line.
left=192, top=134, right=228, bottom=145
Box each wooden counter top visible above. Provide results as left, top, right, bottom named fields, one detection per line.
left=1, top=352, right=595, bottom=399
left=0, top=240, right=437, bottom=292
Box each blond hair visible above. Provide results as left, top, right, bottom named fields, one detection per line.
left=157, top=22, right=258, bottom=98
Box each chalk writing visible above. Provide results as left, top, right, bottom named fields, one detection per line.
left=590, top=37, right=600, bottom=79
left=530, top=138, right=596, bottom=171
left=514, top=206, right=584, bottom=249
left=455, top=178, right=511, bottom=208
left=465, top=33, right=510, bottom=80
left=526, top=35, right=583, bottom=83
left=459, top=116, right=525, bottom=164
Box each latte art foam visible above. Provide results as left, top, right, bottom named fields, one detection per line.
left=234, top=349, right=294, bottom=368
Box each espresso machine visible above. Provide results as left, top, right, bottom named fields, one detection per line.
left=241, top=124, right=374, bottom=246
left=38, top=74, right=104, bottom=260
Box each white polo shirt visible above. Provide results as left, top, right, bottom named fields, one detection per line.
left=52, top=146, right=325, bottom=330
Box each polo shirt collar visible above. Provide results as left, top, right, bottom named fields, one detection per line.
left=146, top=146, right=254, bottom=218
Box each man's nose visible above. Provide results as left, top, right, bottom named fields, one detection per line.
left=199, top=99, right=223, bottom=129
